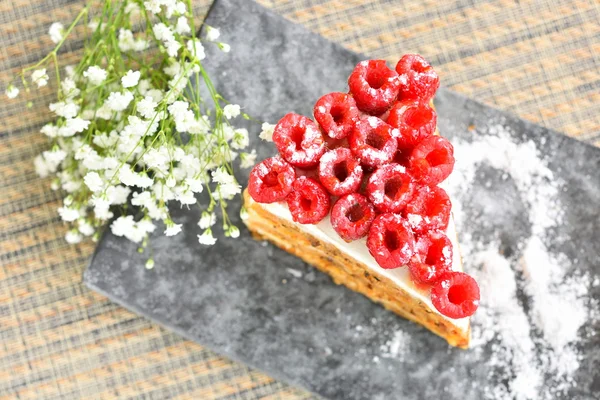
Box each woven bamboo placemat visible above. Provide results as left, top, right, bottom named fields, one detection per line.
left=1, top=0, right=598, bottom=399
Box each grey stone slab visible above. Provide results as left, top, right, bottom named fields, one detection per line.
left=84, top=0, right=600, bottom=398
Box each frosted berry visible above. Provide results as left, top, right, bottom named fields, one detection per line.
left=272, top=113, right=326, bottom=168
left=349, top=117, right=398, bottom=168
left=408, top=230, right=453, bottom=284
left=313, top=92, right=359, bottom=140
left=409, top=135, right=454, bottom=186
left=395, top=54, right=440, bottom=102
left=405, top=185, right=451, bottom=233
left=348, top=60, right=401, bottom=115
left=367, top=163, right=415, bottom=213
left=367, top=213, right=415, bottom=269
left=387, top=100, right=437, bottom=148
left=431, top=272, right=480, bottom=319
left=330, top=193, right=376, bottom=241
left=286, top=176, right=330, bottom=224
left=318, top=148, right=363, bottom=196
left=248, top=157, right=296, bottom=203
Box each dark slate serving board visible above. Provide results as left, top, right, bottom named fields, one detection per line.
left=84, top=0, right=600, bottom=398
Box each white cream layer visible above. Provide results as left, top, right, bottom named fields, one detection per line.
left=257, top=201, right=470, bottom=333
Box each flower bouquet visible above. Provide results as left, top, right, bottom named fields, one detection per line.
left=5, top=0, right=273, bottom=267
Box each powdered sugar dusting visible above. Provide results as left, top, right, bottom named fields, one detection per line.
left=380, top=330, right=410, bottom=360
left=445, top=123, right=596, bottom=399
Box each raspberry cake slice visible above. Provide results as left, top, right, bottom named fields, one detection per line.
left=243, top=54, right=479, bottom=348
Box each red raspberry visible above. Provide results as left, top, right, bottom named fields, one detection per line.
left=272, top=113, right=326, bottom=168
left=366, top=163, right=415, bottom=213
left=318, top=148, right=363, bottom=196
left=386, top=100, right=437, bottom=148
left=395, top=54, right=440, bottom=103
left=367, top=213, right=415, bottom=269
left=286, top=176, right=330, bottom=224
left=349, top=117, right=398, bottom=168
left=431, top=272, right=480, bottom=319
left=313, top=92, right=359, bottom=140
left=348, top=60, right=401, bottom=115
left=330, top=193, right=376, bottom=241
left=409, top=135, right=455, bottom=186
left=405, top=185, right=451, bottom=233
left=408, top=230, right=453, bottom=284
left=393, top=147, right=412, bottom=169
left=248, top=157, right=296, bottom=203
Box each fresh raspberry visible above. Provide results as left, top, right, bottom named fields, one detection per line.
left=313, top=92, right=359, bottom=139
left=366, top=163, right=415, bottom=213
left=386, top=100, right=437, bottom=148
left=431, top=272, right=480, bottom=319
left=318, top=148, right=363, bottom=196
left=405, top=185, right=451, bottom=233
left=248, top=157, right=296, bottom=203
left=408, top=230, right=453, bottom=284
left=330, top=193, right=376, bottom=241
left=393, top=146, right=412, bottom=169
left=367, top=213, right=415, bottom=269
left=409, top=135, right=455, bottom=186
left=272, top=113, right=326, bottom=168
left=286, top=176, right=331, bottom=224
left=349, top=117, right=398, bottom=168
left=348, top=60, right=401, bottom=115
left=395, top=54, right=440, bottom=102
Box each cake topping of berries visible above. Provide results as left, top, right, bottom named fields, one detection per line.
left=395, top=54, right=440, bottom=103
left=318, top=148, right=363, bottom=196
left=313, top=92, right=359, bottom=140
left=348, top=60, right=401, bottom=115
left=246, top=54, right=480, bottom=320
left=405, top=185, right=451, bottom=233
left=367, top=163, right=415, bottom=213
left=367, top=213, right=415, bottom=269
left=409, top=135, right=455, bottom=186
left=330, top=193, right=376, bottom=241
left=286, top=176, right=330, bottom=224
left=272, top=113, right=326, bottom=168
left=349, top=117, right=398, bottom=168
left=387, top=100, right=437, bottom=148
left=431, top=271, right=480, bottom=319
left=408, top=230, right=453, bottom=284
left=248, top=156, right=295, bottom=203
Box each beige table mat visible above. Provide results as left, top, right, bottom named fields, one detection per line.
left=1, top=0, right=598, bottom=398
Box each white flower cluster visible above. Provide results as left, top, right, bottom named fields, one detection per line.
left=4, top=1, right=253, bottom=258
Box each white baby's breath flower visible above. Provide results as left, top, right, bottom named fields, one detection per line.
left=40, top=124, right=59, bottom=138
left=185, top=177, right=203, bottom=193
left=111, top=215, right=136, bottom=237
left=83, top=65, right=107, bottom=85
left=58, top=117, right=90, bottom=136
left=145, top=259, right=155, bottom=269
left=31, top=69, right=49, bottom=87
left=124, top=2, right=140, bottom=15
left=186, top=39, right=205, bottom=60
left=198, top=212, right=216, bottom=229
left=88, top=19, right=99, bottom=31
left=64, top=65, right=75, bottom=77
left=78, top=219, right=95, bottom=236
left=198, top=229, right=217, bottom=245
left=259, top=122, right=275, bottom=141
left=232, top=128, right=249, bottom=149
left=218, top=43, right=230, bottom=53
left=137, top=96, right=157, bottom=119
left=240, top=150, right=257, bottom=169
left=106, top=185, right=131, bottom=205
left=138, top=219, right=156, bottom=234
left=175, top=16, right=191, bottom=34
left=48, top=22, right=64, bottom=44
left=121, top=70, right=140, bottom=88
left=106, top=91, right=134, bottom=111
left=84, top=171, right=104, bottom=193
left=205, top=26, right=220, bottom=41
left=144, top=0, right=161, bottom=13
left=239, top=207, right=249, bottom=221
left=58, top=206, right=80, bottom=222
left=65, top=230, right=83, bottom=244
left=164, top=223, right=182, bottom=236
left=5, top=85, right=19, bottom=99
left=119, top=167, right=153, bottom=188
left=49, top=101, right=80, bottom=118
left=228, top=226, right=240, bottom=238
left=223, top=104, right=240, bottom=119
